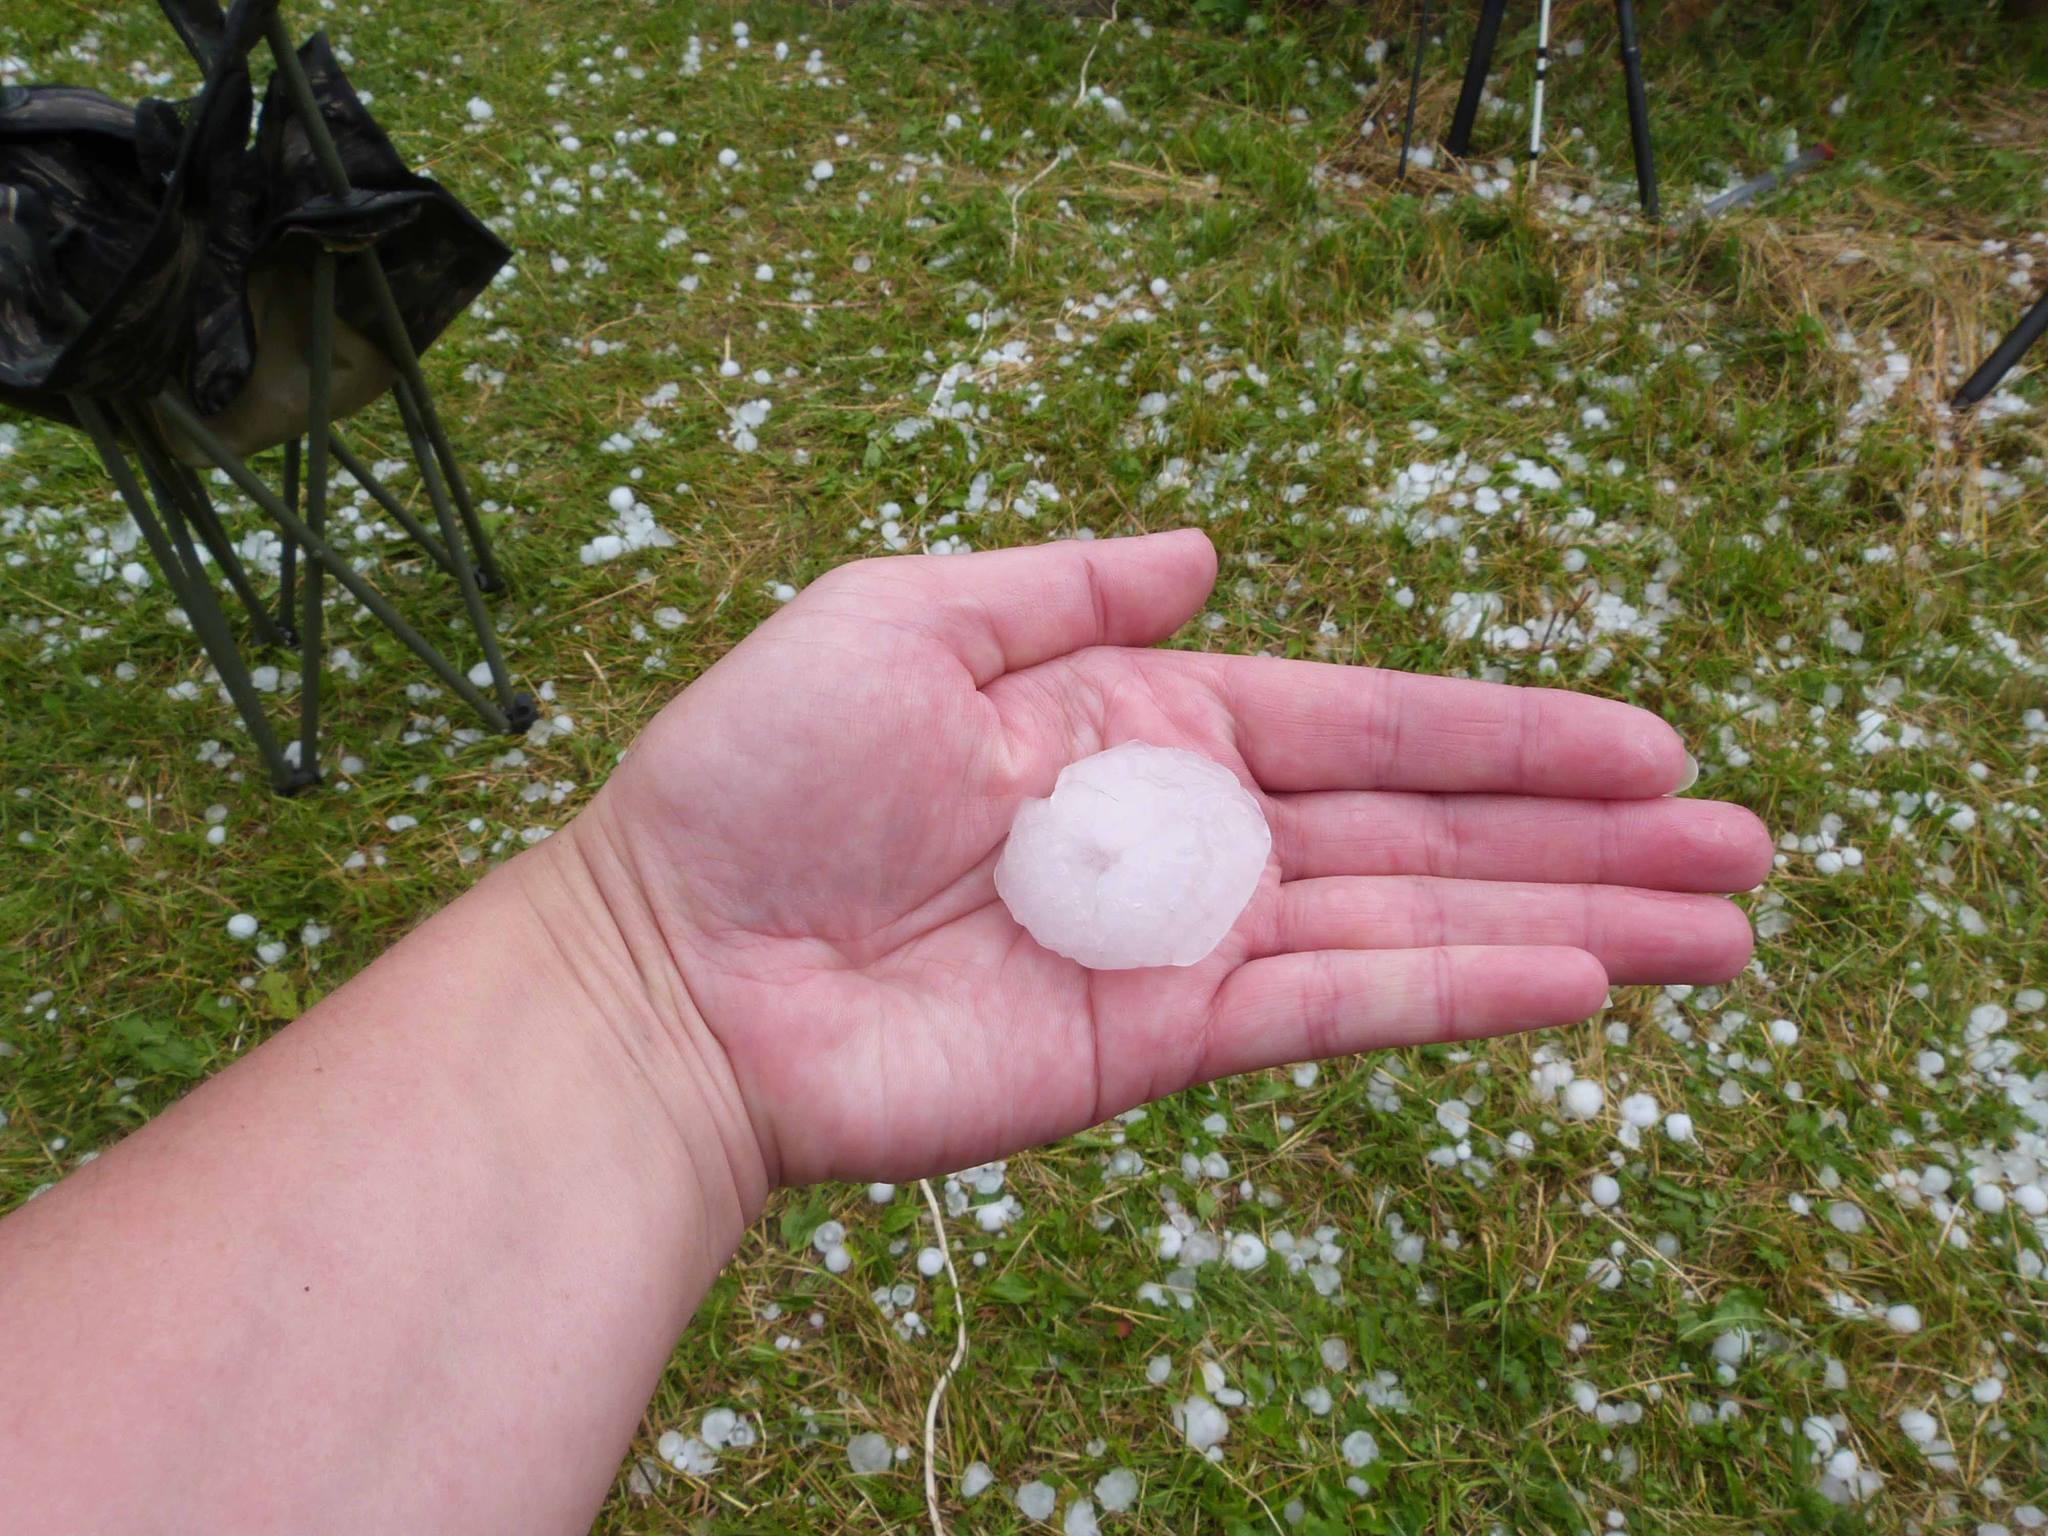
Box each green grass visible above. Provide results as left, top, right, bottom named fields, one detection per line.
left=4, top=1, right=2047, bottom=1531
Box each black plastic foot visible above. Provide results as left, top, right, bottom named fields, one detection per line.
left=277, top=765, right=323, bottom=797
left=503, top=691, right=539, bottom=734
left=271, top=622, right=300, bottom=648
left=476, top=571, right=506, bottom=595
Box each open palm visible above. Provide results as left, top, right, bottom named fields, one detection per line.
left=587, top=531, right=1771, bottom=1187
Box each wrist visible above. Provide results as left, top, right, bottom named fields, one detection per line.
left=505, top=812, right=773, bottom=1241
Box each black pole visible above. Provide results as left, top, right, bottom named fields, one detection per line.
left=1954, top=289, right=2048, bottom=408
left=1398, top=0, right=1433, bottom=180
left=1445, top=0, right=1507, bottom=157
left=1614, top=0, right=1659, bottom=218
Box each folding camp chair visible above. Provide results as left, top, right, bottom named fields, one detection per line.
left=0, top=0, right=532, bottom=794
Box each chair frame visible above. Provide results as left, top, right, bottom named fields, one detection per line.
left=64, top=9, right=531, bottom=794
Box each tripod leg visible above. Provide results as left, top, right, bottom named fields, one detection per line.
left=1445, top=0, right=1508, bottom=157
left=1399, top=0, right=1433, bottom=180
left=1614, top=0, right=1659, bottom=217
left=1954, top=289, right=2048, bottom=408
left=1529, top=0, right=1553, bottom=170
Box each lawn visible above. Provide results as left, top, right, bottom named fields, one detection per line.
left=3, top=0, right=2046, bottom=1531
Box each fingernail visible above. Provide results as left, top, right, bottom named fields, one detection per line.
left=1672, top=754, right=1699, bottom=794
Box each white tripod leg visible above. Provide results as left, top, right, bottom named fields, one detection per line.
left=1529, top=0, right=1553, bottom=176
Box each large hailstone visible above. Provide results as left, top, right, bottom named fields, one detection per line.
left=994, top=742, right=1270, bottom=970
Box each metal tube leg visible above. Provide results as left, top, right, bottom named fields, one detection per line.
left=389, top=344, right=504, bottom=593
left=1529, top=0, right=1553, bottom=168
left=1399, top=0, right=1433, bottom=181
left=155, top=392, right=515, bottom=732
left=162, top=460, right=292, bottom=648
left=261, top=20, right=507, bottom=592
left=390, top=375, right=524, bottom=723
left=300, top=253, right=335, bottom=781
left=278, top=437, right=300, bottom=644
left=1614, top=0, right=1659, bottom=218
left=76, top=399, right=297, bottom=792
left=1954, top=289, right=2048, bottom=408
left=328, top=433, right=458, bottom=574
left=1445, top=0, right=1507, bottom=157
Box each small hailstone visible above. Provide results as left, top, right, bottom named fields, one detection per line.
left=1016, top=1479, right=1057, bottom=1521
left=607, top=485, right=637, bottom=514
left=1094, top=1466, right=1139, bottom=1512
left=994, top=743, right=1270, bottom=969
left=226, top=913, right=258, bottom=940
left=1973, top=1182, right=2007, bottom=1215
left=1225, top=1232, right=1268, bottom=1271
left=1176, top=1394, right=1230, bottom=1451
left=1767, top=1018, right=1799, bottom=1047
left=867, top=1182, right=896, bottom=1203
left=824, top=1245, right=851, bottom=1274
left=1340, top=1430, right=1380, bottom=1467
left=1664, top=1112, right=1695, bottom=1143
left=1898, top=1408, right=1938, bottom=1444
left=1619, top=1093, right=1659, bottom=1128
left=1589, top=1174, right=1621, bottom=1208
left=1884, top=1303, right=1922, bottom=1334
left=961, top=1461, right=995, bottom=1498
left=846, top=1432, right=892, bottom=1474
left=1972, top=1377, right=2004, bottom=1405
left=466, top=96, right=493, bottom=121
left=1149, top=276, right=1170, bottom=298
left=1319, top=1337, right=1350, bottom=1371
left=1560, top=1078, right=1605, bottom=1119
left=1146, top=1354, right=1172, bottom=1384
left=811, top=159, right=835, bottom=180
left=2014, top=1184, right=2048, bottom=1217
left=717, top=146, right=739, bottom=167
left=917, top=1246, right=945, bottom=1277
left=1827, top=1202, right=1868, bottom=1235
left=1711, top=1328, right=1751, bottom=1366
left=1063, top=1497, right=1100, bottom=1536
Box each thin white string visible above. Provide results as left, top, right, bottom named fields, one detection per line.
left=919, top=1176, right=970, bottom=1536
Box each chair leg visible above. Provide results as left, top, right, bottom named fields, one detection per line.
left=1445, top=0, right=1507, bottom=157
left=328, top=432, right=458, bottom=575
left=391, top=373, right=522, bottom=719
left=261, top=16, right=507, bottom=593
left=160, top=459, right=293, bottom=650
left=75, top=397, right=302, bottom=794
left=1398, top=0, right=1433, bottom=181
left=155, top=391, right=523, bottom=733
left=278, top=436, right=300, bottom=644
left=299, top=252, right=335, bottom=780
left=1614, top=0, right=1659, bottom=218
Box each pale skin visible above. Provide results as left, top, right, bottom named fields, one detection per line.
left=0, top=531, right=1772, bottom=1533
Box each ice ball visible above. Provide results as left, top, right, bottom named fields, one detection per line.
left=994, top=742, right=1269, bottom=970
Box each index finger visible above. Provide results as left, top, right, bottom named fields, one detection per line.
left=1200, top=655, right=1690, bottom=798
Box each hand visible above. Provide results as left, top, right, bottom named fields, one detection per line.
left=571, top=531, right=1771, bottom=1190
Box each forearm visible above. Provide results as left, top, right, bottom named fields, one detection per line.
left=0, top=823, right=763, bottom=1534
